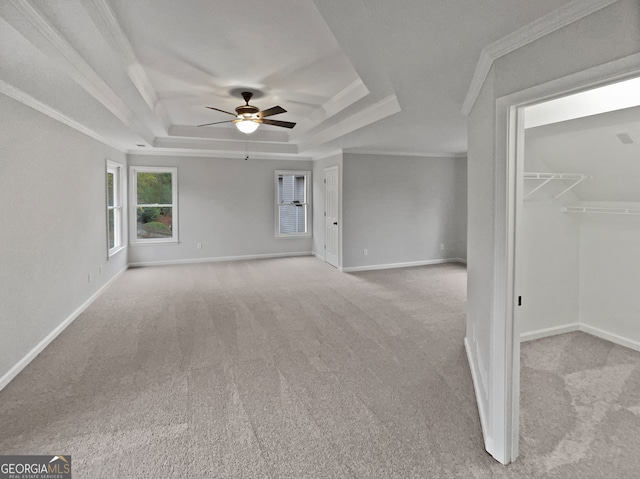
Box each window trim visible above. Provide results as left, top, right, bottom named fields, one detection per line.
left=275, top=170, right=311, bottom=239
left=106, top=160, right=126, bottom=257
left=130, top=166, right=179, bottom=245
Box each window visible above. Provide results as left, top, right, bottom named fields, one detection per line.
left=276, top=170, right=310, bottom=237
left=106, top=160, right=124, bottom=256
left=130, top=166, right=178, bottom=244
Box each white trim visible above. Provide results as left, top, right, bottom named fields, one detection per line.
left=154, top=136, right=299, bottom=155
left=128, top=251, right=313, bottom=268
left=0, top=79, right=124, bottom=151
left=462, top=0, right=619, bottom=116
left=579, top=324, right=640, bottom=353
left=298, top=94, right=401, bottom=152
left=293, top=79, right=369, bottom=136
left=341, top=258, right=465, bottom=273
left=127, top=147, right=312, bottom=161
left=500, top=53, right=640, bottom=465
left=275, top=170, right=312, bottom=238
left=311, top=149, right=344, bottom=162
left=0, top=265, right=128, bottom=392
left=107, top=159, right=125, bottom=256
left=130, top=166, right=179, bottom=245
left=520, top=323, right=581, bottom=342
left=87, top=0, right=168, bottom=130
left=5, top=0, right=155, bottom=144
left=465, top=337, right=489, bottom=447
left=520, top=322, right=640, bottom=353
left=344, top=148, right=467, bottom=159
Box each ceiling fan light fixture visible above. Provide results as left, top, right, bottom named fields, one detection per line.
left=235, top=119, right=260, bottom=134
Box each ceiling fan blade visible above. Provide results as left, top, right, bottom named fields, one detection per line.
left=262, top=118, right=296, bottom=129
left=259, top=105, right=286, bottom=118
left=205, top=106, right=236, bottom=116
left=197, top=120, right=233, bottom=127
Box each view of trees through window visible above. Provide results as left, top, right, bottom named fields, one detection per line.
left=107, top=162, right=123, bottom=253
left=107, top=171, right=115, bottom=248
left=136, top=171, right=173, bottom=239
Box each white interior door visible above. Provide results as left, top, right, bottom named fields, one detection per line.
left=324, top=166, right=339, bottom=268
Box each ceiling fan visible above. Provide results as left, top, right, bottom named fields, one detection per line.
left=198, top=91, right=296, bottom=134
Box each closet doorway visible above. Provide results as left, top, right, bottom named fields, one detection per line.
left=512, top=75, right=640, bottom=465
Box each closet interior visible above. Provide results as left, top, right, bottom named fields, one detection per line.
left=518, top=99, right=640, bottom=349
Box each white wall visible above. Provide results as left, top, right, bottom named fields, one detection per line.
left=311, top=152, right=343, bottom=264
left=518, top=202, right=581, bottom=337
left=518, top=149, right=581, bottom=337
left=341, top=152, right=466, bottom=270
left=466, top=67, right=496, bottom=447
left=452, top=158, right=468, bottom=259
left=127, top=155, right=313, bottom=265
left=580, top=216, right=640, bottom=344
left=466, top=0, right=640, bottom=463
left=0, top=95, right=128, bottom=384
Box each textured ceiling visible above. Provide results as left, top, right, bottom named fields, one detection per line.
left=1, top=0, right=581, bottom=159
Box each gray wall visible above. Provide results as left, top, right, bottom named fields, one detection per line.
left=342, top=153, right=467, bottom=269
left=127, top=155, right=313, bottom=265
left=0, top=95, right=128, bottom=382
left=311, top=152, right=343, bottom=264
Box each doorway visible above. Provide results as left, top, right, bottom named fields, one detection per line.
left=506, top=70, right=640, bottom=462
left=324, top=166, right=339, bottom=268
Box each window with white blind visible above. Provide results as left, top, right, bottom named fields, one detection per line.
left=275, top=170, right=310, bottom=238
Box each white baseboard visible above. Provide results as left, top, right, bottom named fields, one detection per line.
left=520, top=322, right=640, bottom=353
left=128, top=251, right=313, bottom=267
left=464, top=337, right=489, bottom=445
left=342, top=258, right=465, bottom=273
left=580, top=324, right=640, bottom=353
left=0, top=265, right=129, bottom=392
left=520, top=323, right=580, bottom=342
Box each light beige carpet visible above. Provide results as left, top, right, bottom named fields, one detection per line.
left=0, top=257, right=638, bottom=478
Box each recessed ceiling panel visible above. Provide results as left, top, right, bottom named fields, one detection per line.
left=110, top=0, right=361, bottom=128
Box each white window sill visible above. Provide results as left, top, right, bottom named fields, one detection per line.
left=108, top=245, right=126, bottom=257
left=130, top=241, right=180, bottom=246
left=275, top=234, right=312, bottom=239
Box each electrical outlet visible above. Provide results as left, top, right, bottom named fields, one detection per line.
left=197, top=242, right=202, bottom=249
left=99, top=265, right=103, bottom=275
left=363, top=249, right=368, bottom=256
left=88, top=273, right=92, bottom=284
left=440, top=243, right=445, bottom=251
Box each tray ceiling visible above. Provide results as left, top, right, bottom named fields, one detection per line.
left=0, top=0, right=580, bottom=159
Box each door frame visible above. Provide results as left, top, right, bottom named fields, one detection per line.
left=324, top=165, right=340, bottom=268
left=497, top=53, right=640, bottom=463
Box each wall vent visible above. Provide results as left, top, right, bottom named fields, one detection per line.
left=616, top=133, right=634, bottom=145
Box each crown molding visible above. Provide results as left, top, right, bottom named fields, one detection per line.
left=127, top=147, right=312, bottom=161
left=293, top=79, right=369, bottom=136
left=311, top=149, right=344, bottom=162
left=5, top=0, right=156, bottom=144
left=298, top=94, right=401, bottom=152
left=462, top=0, right=620, bottom=116
left=169, top=124, right=289, bottom=143
left=86, top=0, right=170, bottom=132
left=154, top=137, right=299, bottom=155
left=0, top=79, right=124, bottom=151
left=344, top=148, right=467, bottom=159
